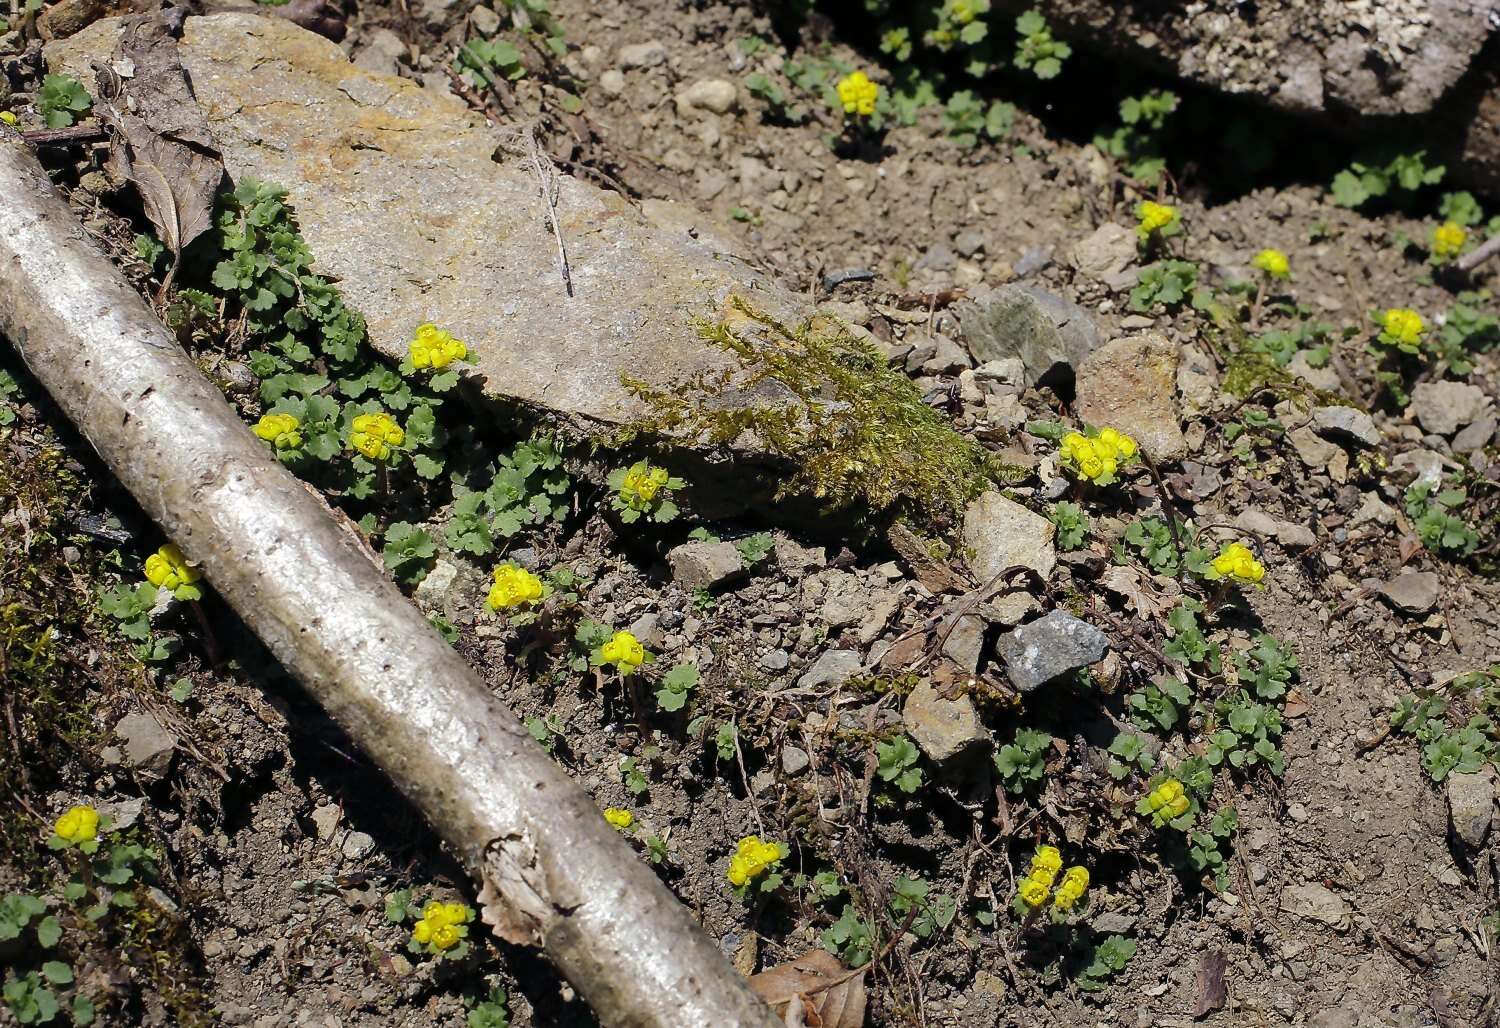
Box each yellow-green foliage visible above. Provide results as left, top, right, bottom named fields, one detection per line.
left=619, top=299, right=1004, bottom=528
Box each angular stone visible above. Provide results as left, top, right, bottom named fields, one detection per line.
left=1068, top=223, right=1135, bottom=284
left=1453, top=416, right=1497, bottom=453
left=796, top=649, right=862, bottom=689
left=676, top=78, right=738, bottom=115
left=667, top=540, right=746, bottom=592
left=1312, top=405, right=1381, bottom=447
left=1280, top=883, right=1350, bottom=930
left=49, top=16, right=809, bottom=442
left=903, top=680, right=988, bottom=762
left=115, top=711, right=176, bottom=779
left=617, top=40, right=667, bottom=68
left=1074, top=333, right=1186, bottom=461
left=1379, top=571, right=1441, bottom=615
left=996, top=611, right=1109, bottom=692
left=1447, top=770, right=1494, bottom=848
left=1410, top=380, right=1491, bottom=437
left=962, top=491, right=1056, bottom=584
left=1286, top=351, right=1340, bottom=393
left=413, top=558, right=458, bottom=611
left=780, top=745, right=810, bottom=776
left=940, top=613, right=986, bottom=673
left=956, top=283, right=1101, bottom=388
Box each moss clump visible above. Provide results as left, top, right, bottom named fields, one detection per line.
left=617, top=298, right=1004, bottom=530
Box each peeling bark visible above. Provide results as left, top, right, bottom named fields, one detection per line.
left=0, top=131, right=778, bottom=1028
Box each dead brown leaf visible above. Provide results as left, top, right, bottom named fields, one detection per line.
left=1192, top=949, right=1228, bottom=1019
left=1099, top=564, right=1174, bottom=619
left=93, top=7, right=223, bottom=284
left=748, top=949, right=867, bottom=1028
left=1282, top=688, right=1309, bottom=718
left=885, top=521, right=965, bottom=594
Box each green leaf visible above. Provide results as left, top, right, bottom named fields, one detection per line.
left=41, top=962, right=73, bottom=985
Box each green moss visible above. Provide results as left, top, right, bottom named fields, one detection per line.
left=616, top=298, right=1007, bottom=530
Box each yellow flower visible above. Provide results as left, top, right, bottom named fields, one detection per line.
left=599, top=630, right=647, bottom=674
left=144, top=543, right=201, bottom=592
left=620, top=463, right=670, bottom=506
left=0, top=112, right=16, bottom=126
left=1432, top=221, right=1467, bottom=261
left=1053, top=866, right=1089, bottom=911
left=411, top=919, right=432, bottom=944
left=1135, top=200, right=1179, bottom=241
left=836, top=71, right=880, bottom=118
left=411, top=900, right=471, bottom=952
left=1060, top=427, right=1136, bottom=483
left=1029, top=845, right=1063, bottom=886
left=1379, top=308, right=1425, bottom=350
left=1210, top=541, right=1265, bottom=585
left=430, top=923, right=460, bottom=950
left=1147, top=779, right=1190, bottom=819
left=1251, top=248, right=1290, bottom=279
left=54, top=805, right=100, bottom=844
left=1017, top=877, right=1050, bottom=909
left=251, top=412, right=302, bottom=451
left=1095, top=427, right=1138, bottom=460
left=350, top=411, right=404, bottom=461
left=486, top=563, right=545, bottom=611
left=727, top=835, right=783, bottom=887
left=604, top=808, right=634, bottom=831
left=409, top=323, right=468, bottom=370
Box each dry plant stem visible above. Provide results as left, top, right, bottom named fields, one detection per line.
left=1455, top=233, right=1500, bottom=273
left=0, top=133, right=778, bottom=1028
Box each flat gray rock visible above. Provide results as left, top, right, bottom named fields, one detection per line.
left=962, top=491, right=1056, bottom=585
left=796, top=649, right=862, bottom=689
left=996, top=610, right=1109, bottom=692
left=667, top=540, right=745, bottom=592
left=1312, top=406, right=1381, bottom=447
left=1074, top=333, right=1186, bottom=461
left=115, top=711, right=176, bottom=779
left=956, top=284, right=1101, bottom=388
left=1447, top=770, right=1494, bottom=848
left=903, top=680, right=989, bottom=763
left=1410, top=380, right=1491, bottom=437
left=50, top=15, right=805, bottom=439
left=1379, top=570, right=1441, bottom=615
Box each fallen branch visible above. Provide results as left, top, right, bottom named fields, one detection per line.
left=0, top=131, right=777, bottom=1028
left=1455, top=232, right=1500, bottom=273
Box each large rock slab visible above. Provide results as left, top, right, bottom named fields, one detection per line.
left=962, top=491, right=1057, bottom=584
left=1073, top=333, right=1186, bottom=461
left=48, top=15, right=801, bottom=434
left=995, top=0, right=1496, bottom=118
left=956, top=284, right=1101, bottom=389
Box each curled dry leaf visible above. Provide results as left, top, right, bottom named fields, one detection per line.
left=748, top=949, right=867, bottom=1028
left=93, top=7, right=223, bottom=282
left=1099, top=563, right=1175, bottom=619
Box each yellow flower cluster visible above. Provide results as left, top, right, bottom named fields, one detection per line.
left=1209, top=541, right=1265, bottom=585
left=1145, top=778, right=1190, bottom=820
left=599, top=630, right=647, bottom=674
left=0, top=111, right=16, bottom=126
left=1251, top=248, right=1290, bottom=280
left=621, top=463, right=670, bottom=506
left=251, top=412, right=302, bottom=451
left=144, top=544, right=201, bottom=592
left=1059, top=428, right=1138, bottom=484
left=1379, top=308, right=1425, bottom=350
left=486, top=563, right=544, bottom=611
left=350, top=411, right=404, bottom=461
left=1016, top=845, right=1089, bottom=913
left=54, top=805, right=100, bottom=845
left=1134, top=200, right=1179, bottom=241
left=836, top=71, right=879, bottom=118
left=1431, top=221, right=1467, bottom=261
left=410, top=900, right=470, bottom=951
left=727, top=835, right=783, bottom=887
left=604, top=808, right=634, bottom=831
left=409, top=323, right=468, bottom=370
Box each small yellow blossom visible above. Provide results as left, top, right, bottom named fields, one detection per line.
left=0, top=112, right=17, bottom=126
left=408, top=323, right=468, bottom=370
left=1017, top=877, right=1049, bottom=909
left=621, top=463, right=670, bottom=505
left=1379, top=308, right=1425, bottom=351
left=1146, top=778, right=1191, bottom=820
left=1209, top=541, right=1265, bottom=585
left=1059, top=427, right=1138, bottom=484
left=1052, top=866, right=1089, bottom=911
left=350, top=411, right=404, bottom=461
left=604, top=808, right=634, bottom=831
left=486, top=563, right=545, bottom=611
left=1251, top=248, right=1290, bottom=280
left=411, top=900, right=471, bottom=952
left=836, top=71, right=880, bottom=118
left=144, top=543, right=201, bottom=592
left=1135, top=200, right=1179, bottom=242
left=599, top=630, right=647, bottom=674
left=251, top=412, right=302, bottom=451
left=1431, top=221, right=1467, bottom=261
left=727, top=835, right=784, bottom=888
left=1028, top=845, right=1063, bottom=887
left=54, top=805, right=100, bottom=845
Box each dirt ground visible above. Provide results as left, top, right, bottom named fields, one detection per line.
left=3, top=0, right=1499, bottom=1026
